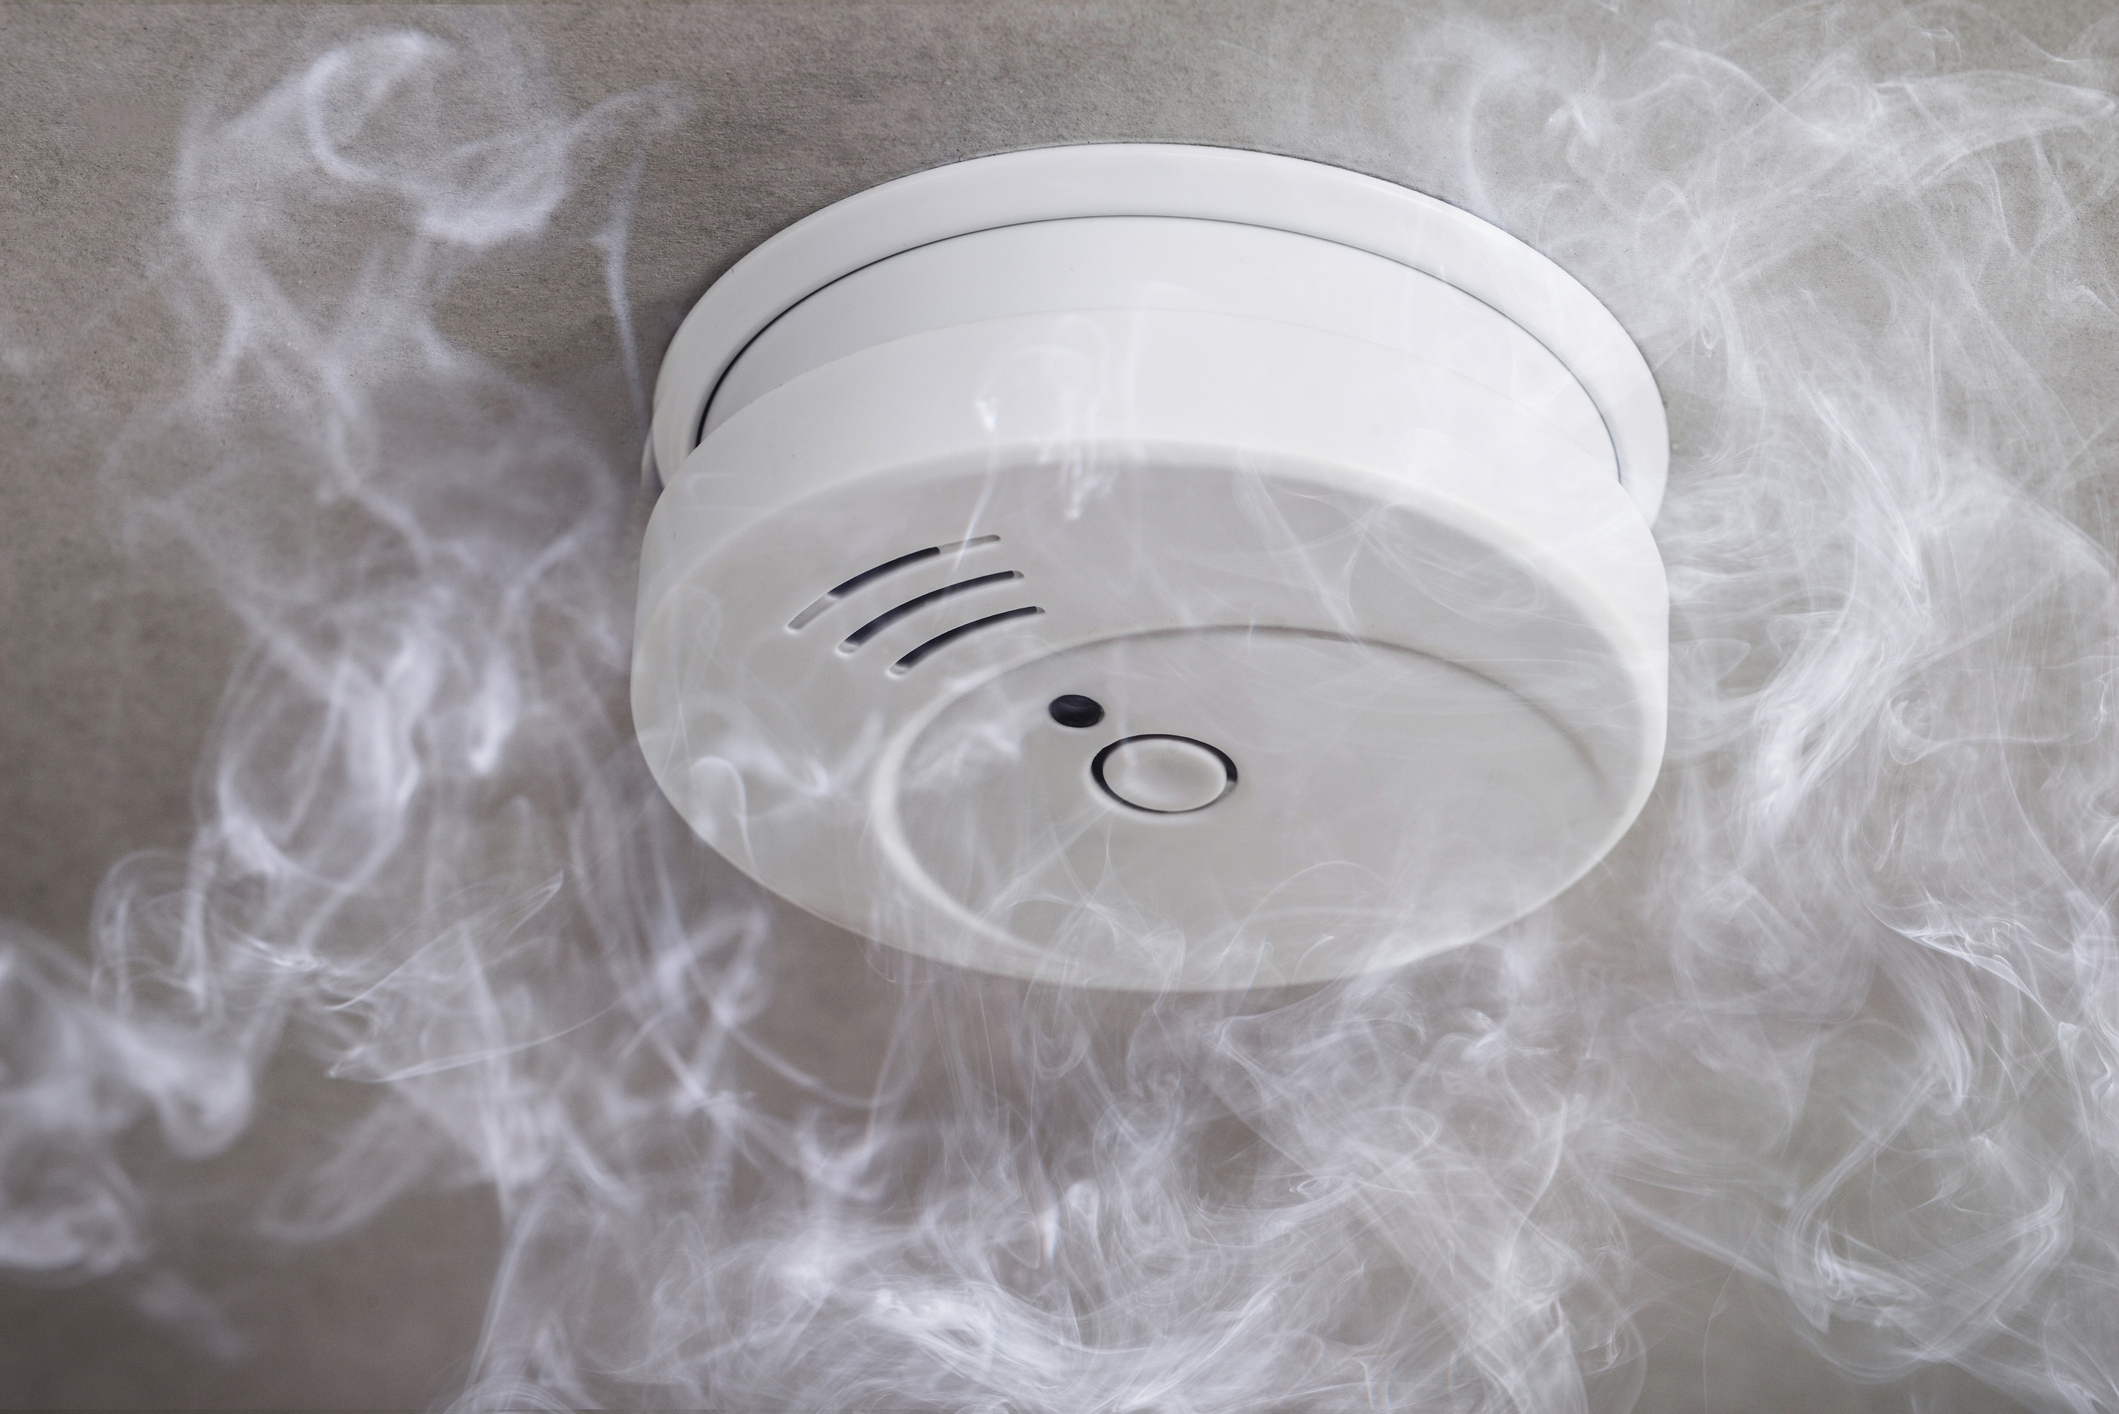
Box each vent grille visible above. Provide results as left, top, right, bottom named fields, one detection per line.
left=786, top=535, right=1000, bottom=631
left=891, top=607, right=1045, bottom=674
left=842, top=571, right=1022, bottom=651
left=790, top=535, right=1041, bottom=672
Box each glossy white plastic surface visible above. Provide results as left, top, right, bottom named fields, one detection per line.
left=650, top=143, right=1667, bottom=519
left=704, top=218, right=1617, bottom=481
left=635, top=144, right=1670, bottom=990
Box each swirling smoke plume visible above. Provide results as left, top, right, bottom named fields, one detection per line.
left=5, top=4, right=2119, bottom=1410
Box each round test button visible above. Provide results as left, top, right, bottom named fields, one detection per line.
left=1093, top=736, right=1236, bottom=814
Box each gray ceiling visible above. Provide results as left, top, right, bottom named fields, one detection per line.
left=2, top=2, right=2112, bottom=1408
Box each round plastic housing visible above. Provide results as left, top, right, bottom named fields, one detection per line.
left=635, top=143, right=1668, bottom=991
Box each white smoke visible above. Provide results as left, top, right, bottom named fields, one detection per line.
left=7, top=3, right=2119, bottom=1409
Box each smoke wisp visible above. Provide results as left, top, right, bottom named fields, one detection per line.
left=8, top=4, right=2119, bottom=1410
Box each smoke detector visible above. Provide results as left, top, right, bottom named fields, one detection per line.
left=635, top=144, right=1667, bottom=991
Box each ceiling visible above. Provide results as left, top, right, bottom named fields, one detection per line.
left=1, top=2, right=2111, bottom=1408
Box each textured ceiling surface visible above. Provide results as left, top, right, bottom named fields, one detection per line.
left=2, top=2, right=2116, bottom=1409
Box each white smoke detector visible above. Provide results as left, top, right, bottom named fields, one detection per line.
left=635, top=144, right=1668, bottom=991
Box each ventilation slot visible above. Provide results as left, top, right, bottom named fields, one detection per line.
left=891, top=607, right=1045, bottom=674
left=841, top=571, right=1023, bottom=651
left=787, top=535, right=1001, bottom=630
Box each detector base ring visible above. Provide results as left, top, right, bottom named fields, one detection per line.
left=648, top=143, right=1667, bottom=520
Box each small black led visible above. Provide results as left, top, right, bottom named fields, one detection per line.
left=1048, top=694, right=1105, bottom=729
